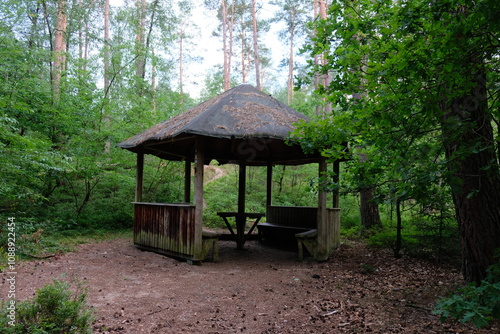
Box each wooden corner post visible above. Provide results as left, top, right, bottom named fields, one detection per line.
left=266, top=162, right=273, bottom=207
left=193, top=138, right=204, bottom=261
left=184, top=159, right=191, bottom=203
left=135, top=151, right=144, bottom=203
left=236, top=163, right=247, bottom=249
left=316, top=156, right=328, bottom=261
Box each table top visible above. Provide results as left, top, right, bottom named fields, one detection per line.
left=217, top=212, right=265, bottom=219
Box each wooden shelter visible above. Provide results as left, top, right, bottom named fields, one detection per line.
left=117, top=84, right=341, bottom=263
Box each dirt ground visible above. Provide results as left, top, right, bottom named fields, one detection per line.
left=4, top=236, right=499, bottom=333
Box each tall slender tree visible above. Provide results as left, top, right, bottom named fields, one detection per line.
left=53, top=0, right=68, bottom=100
left=271, top=0, right=310, bottom=104
left=250, top=0, right=261, bottom=90
left=221, top=0, right=231, bottom=90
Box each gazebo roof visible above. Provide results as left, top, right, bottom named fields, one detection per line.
left=117, top=84, right=320, bottom=166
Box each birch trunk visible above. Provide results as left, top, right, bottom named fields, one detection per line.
left=251, top=0, right=261, bottom=90
left=53, top=0, right=67, bottom=100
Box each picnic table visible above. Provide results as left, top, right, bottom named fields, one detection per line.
left=217, top=212, right=265, bottom=249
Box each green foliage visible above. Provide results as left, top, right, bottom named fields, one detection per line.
left=434, top=260, right=500, bottom=328
left=367, top=228, right=419, bottom=252
left=296, top=0, right=500, bottom=196
left=202, top=164, right=320, bottom=228
left=294, top=0, right=500, bottom=280
left=0, top=279, right=94, bottom=333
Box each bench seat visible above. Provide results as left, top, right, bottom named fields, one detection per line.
left=201, top=230, right=221, bottom=262
left=257, top=222, right=313, bottom=243
left=295, top=229, right=318, bottom=261
left=257, top=206, right=317, bottom=244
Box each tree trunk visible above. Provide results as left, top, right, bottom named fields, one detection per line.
left=251, top=0, right=261, bottom=90
left=27, top=5, right=41, bottom=48
left=442, top=62, right=500, bottom=284
left=221, top=0, right=230, bottom=90
left=358, top=152, right=382, bottom=230
left=313, top=0, right=320, bottom=112
left=103, top=0, right=110, bottom=94
left=314, top=0, right=330, bottom=114
left=53, top=0, right=67, bottom=100
left=360, top=187, right=382, bottom=229
left=241, top=30, right=246, bottom=82
left=179, top=26, right=184, bottom=94
left=151, top=47, right=157, bottom=112
left=78, top=0, right=84, bottom=70
left=394, top=198, right=402, bottom=258
left=135, top=0, right=146, bottom=84
left=228, top=1, right=234, bottom=86
left=103, top=0, right=111, bottom=153
left=287, top=23, right=295, bottom=104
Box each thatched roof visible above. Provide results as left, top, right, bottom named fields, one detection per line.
left=117, top=84, right=320, bottom=166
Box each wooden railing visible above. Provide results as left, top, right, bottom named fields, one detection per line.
left=133, top=203, right=196, bottom=259
left=264, top=205, right=341, bottom=260
left=325, top=208, right=341, bottom=249
left=266, top=205, right=317, bottom=229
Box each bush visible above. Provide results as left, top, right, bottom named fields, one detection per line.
left=0, top=279, right=94, bottom=333
left=434, top=260, right=500, bottom=329
left=367, top=228, right=419, bottom=251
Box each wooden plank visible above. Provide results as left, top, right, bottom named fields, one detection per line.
left=133, top=203, right=197, bottom=260
left=266, top=206, right=317, bottom=229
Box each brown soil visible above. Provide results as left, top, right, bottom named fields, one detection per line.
left=4, top=237, right=499, bottom=333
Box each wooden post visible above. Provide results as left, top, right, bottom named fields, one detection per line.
left=316, top=157, right=328, bottom=260
left=266, top=163, right=273, bottom=207
left=236, top=163, right=246, bottom=249
left=192, top=138, right=204, bottom=261
left=184, top=159, right=191, bottom=203
left=238, top=163, right=246, bottom=214
left=135, top=152, right=144, bottom=202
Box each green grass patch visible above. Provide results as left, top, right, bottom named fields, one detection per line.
left=1, top=227, right=132, bottom=271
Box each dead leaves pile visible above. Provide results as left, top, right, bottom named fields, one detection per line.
left=292, top=242, right=498, bottom=333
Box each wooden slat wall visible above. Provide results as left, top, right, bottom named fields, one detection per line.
left=133, top=203, right=196, bottom=259
left=267, top=206, right=317, bottom=229
left=326, top=208, right=341, bottom=249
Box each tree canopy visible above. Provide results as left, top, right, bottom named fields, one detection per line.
left=296, top=0, right=500, bottom=283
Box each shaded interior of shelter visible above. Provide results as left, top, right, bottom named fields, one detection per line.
left=117, top=84, right=342, bottom=264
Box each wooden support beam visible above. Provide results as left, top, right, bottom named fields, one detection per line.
left=184, top=159, right=191, bottom=203
left=135, top=152, right=144, bottom=202
left=236, top=163, right=247, bottom=249
left=238, top=163, right=246, bottom=214
left=266, top=163, right=273, bottom=207
left=193, top=139, right=204, bottom=260
left=316, top=157, right=328, bottom=260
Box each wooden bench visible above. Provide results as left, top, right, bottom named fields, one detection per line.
left=296, top=208, right=341, bottom=261
left=201, top=230, right=221, bottom=262
left=295, top=229, right=318, bottom=261
left=257, top=206, right=317, bottom=243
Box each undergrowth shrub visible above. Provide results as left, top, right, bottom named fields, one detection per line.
left=366, top=228, right=419, bottom=252
left=0, top=279, right=94, bottom=333
left=434, top=259, right=500, bottom=329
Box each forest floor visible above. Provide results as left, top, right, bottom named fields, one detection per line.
left=5, top=235, right=499, bottom=333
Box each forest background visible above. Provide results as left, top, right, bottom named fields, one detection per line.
left=1, top=0, right=499, bottom=287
